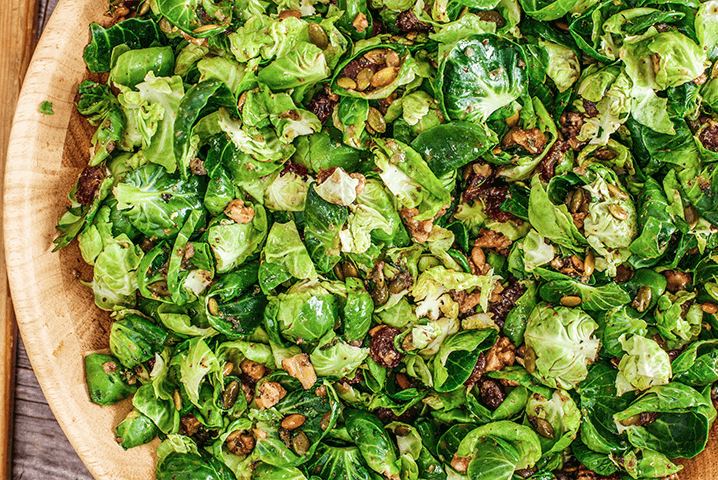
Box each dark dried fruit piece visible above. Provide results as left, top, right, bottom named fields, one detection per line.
left=369, top=325, right=404, bottom=368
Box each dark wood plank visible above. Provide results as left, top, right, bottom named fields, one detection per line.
left=13, top=340, right=93, bottom=479
left=11, top=1, right=93, bottom=478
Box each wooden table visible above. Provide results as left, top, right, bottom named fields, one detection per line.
left=8, top=0, right=93, bottom=478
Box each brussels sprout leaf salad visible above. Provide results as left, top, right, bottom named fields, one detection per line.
left=54, top=0, right=718, bottom=478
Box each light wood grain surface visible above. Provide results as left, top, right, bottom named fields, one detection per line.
left=7, top=0, right=92, bottom=478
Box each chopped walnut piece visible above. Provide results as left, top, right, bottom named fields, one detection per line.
left=240, top=358, right=268, bottom=381
left=400, top=207, right=434, bottom=243
left=474, top=228, right=512, bottom=255
left=571, top=212, right=587, bottom=229
left=225, top=198, right=255, bottom=224
left=485, top=337, right=516, bottom=372
left=451, top=455, right=471, bottom=473
left=501, top=127, right=547, bottom=155
left=225, top=430, right=255, bottom=456
left=282, top=353, right=318, bottom=389
left=255, top=381, right=287, bottom=409
left=451, top=289, right=483, bottom=314
left=352, top=12, right=369, bottom=33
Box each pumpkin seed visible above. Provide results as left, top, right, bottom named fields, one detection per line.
left=223, top=380, right=240, bottom=409
left=333, top=262, right=345, bottom=281
left=620, top=414, right=641, bottom=426
left=386, top=49, right=401, bottom=67
left=388, top=275, right=410, bottom=294
left=372, top=282, right=389, bottom=306
left=208, top=297, right=219, bottom=315
left=367, top=107, right=387, bottom=133
left=278, top=9, right=302, bottom=19
left=524, top=347, right=537, bottom=374
left=395, top=425, right=411, bottom=436
left=342, top=262, right=359, bottom=278
left=702, top=302, right=718, bottom=314
left=356, top=68, right=373, bottom=91
left=568, top=189, right=584, bottom=214
left=685, top=205, right=699, bottom=229
left=533, top=417, right=555, bottom=440
left=608, top=204, right=628, bottom=220
left=560, top=295, right=582, bottom=307
left=148, top=280, right=170, bottom=297
left=281, top=414, right=306, bottom=430
left=584, top=250, right=595, bottom=277
left=308, top=22, right=329, bottom=49
left=634, top=286, right=652, bottom=313
left=139, top=0, right=151, bottom=15
left=606, top=183, right=629, bottom=200
left=222, top=362, right=235, bottom=377
left=371, top=67, right=398, bottom=87
left=337, top=77, right=357, bottom=90
left=364, top=48, right=386, bottom=64
left=173, top=389, right=183, bottom=411
left=292, top=431, right=310, bottom=455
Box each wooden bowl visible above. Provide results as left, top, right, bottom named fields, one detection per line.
left=3, top=0, right=717, bottom=479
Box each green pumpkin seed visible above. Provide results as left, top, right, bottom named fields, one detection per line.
left=333, top=262, right=345, bottom=281
left=356, top=68, right=373, bottom=91
left=208, top=297, right=219, bottom=315
left=524, top=347, right=537, bottom=374
left=223, top=380, right=240, bottom=409
left=292, top=431, right=310, bottom=455
left=364, top=48, right=386, bottom=64
left=308, top=22, right=329, bottom=49
left=685, top=205, right=699, bottom=229
left=371, top=67, right=398, bottom=87
left=633, top=286, right=652, bottom=313
left=560, top=295, right=582, bottom=307
left=533, top=417, right=555, bottom=440
left=372, top=282, right=389, bottom=306
left=606, top=183, right=629, bottom=200
left=568, top=189, right=584, bottom=214
left=337, top=77, right=357, bottom=90
left=386, top=49, right=401, bottom=67
left=367, top=107, right=386, bottom=133
left=342, top=262, right=359, bottom=278
left=584, top=250, right=595, bottom=277
left=609, top=204, right=628, bottom=220
left=620, top=414, right=641, bottom=426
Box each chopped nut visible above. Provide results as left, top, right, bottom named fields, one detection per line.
left=225, top=198, right=255, bottom=224
left=282, top=354, right=318, bottom=389
left=451, top=455, right=471, bottom=473
left=225, top=430, right=255, bottom=455
left=501, top=127, right=547, bottom=155
left=485, top=337, right=516, bottom=372
left=400, top=207, right=434, bottom=243
left=240, top=358, right=268, bottom=381
left=352, top=12, right=369, bottom=33
left=255, top=381, right=287, bottom=409
left=350, top=172, right=366, bottom=195
left=470, top=245, right=489, bottom=275
left=451, top=289, right=483, bottom=314
left=474, top=228, right=512, bottom=255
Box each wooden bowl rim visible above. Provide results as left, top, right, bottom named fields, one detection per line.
left=4, top=0, right=156, bottom=478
